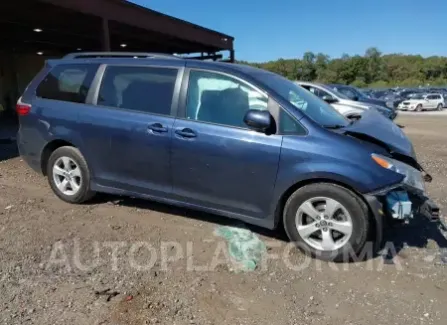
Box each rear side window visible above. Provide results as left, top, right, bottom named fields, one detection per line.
left=36, top=64, right=99, bottom=103
left=97, top=66, right=178, bottom=116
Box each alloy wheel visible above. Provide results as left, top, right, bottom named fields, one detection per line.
left=295, top=197, right=353, bottom=251
left=52, top=156, right=82, bottom=196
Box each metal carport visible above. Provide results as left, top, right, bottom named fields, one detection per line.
left=0, top=0, right=235, bottom=116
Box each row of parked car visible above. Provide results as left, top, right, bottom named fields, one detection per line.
left=297, top=82, right=446, bottom=120
left=364, top=87, right=447, bottom=111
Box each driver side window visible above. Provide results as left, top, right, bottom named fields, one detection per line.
left=186, top=70, right=268, bottom=128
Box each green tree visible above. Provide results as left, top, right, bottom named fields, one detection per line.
left=237, top=48, right=447, bottom=88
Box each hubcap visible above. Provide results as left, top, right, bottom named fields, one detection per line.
left=52, top=156, right=82, bottom=196
left=295, top=197, right=353, bottom=251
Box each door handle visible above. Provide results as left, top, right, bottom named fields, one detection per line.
left=175, top=128, right=197, bottom=138
left=148, top=123, right=168, bottom=133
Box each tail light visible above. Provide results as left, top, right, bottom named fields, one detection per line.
left=16, top=102, right=31, bottom=116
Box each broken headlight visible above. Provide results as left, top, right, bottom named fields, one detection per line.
left=371, top=154, right=425, bottom=193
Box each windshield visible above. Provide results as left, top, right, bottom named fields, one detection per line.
left=410, top=94, right=425, bottom=100
left=371, top=90, right=387, bottom=98
left=253, top=72, right=350, bottom=127
left=319, top=84, right=351, bottom=100
left=335, top=85, right=366, bottom=100
left=356, top=88, right=370, bottom=98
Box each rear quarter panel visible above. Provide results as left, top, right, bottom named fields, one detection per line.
left=18, top=98, right=90, bottom=174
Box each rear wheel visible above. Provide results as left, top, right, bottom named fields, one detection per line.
left=437, top=103, right=443, bottom=111
left=416, top=104, right=423, bottom=112
left=283, top=183, right=370, bottom=261
left=47, top=146, right=95, bottom=203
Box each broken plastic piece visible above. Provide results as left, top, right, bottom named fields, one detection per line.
left=386, top=191, right=413, bottom=220
left=420, top=199, right=441, bottom=222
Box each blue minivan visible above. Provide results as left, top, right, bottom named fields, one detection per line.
left=16, top=52, right=441, bottom=261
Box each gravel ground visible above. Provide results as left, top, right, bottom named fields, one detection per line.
left=1, top=114, right=447, bottom=325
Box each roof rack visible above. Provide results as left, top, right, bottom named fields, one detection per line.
left=63, top=52, right=181, bottom=60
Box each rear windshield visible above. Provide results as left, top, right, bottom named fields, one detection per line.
left=36, top=63, right=99, bottom=103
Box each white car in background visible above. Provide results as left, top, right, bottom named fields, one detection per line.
left=296, top=81, right=395, bottom=120
left=398, top=93, right=444, bottom=111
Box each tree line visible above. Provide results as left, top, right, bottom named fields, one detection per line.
left=237, top=48, right=447, bottom=88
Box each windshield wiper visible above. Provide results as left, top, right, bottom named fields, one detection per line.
left=323, top=124, right=347, bottom=129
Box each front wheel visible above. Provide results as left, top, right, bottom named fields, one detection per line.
left=416, top=104, right=423, bottom=112
left=283, top=183, right=370, bottom=262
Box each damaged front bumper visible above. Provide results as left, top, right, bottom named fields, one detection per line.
left=409, top=192, right=443, bottom=225
left=366, top=185, right=444, bottom=226
left=363, top=183, right=445, bottom=249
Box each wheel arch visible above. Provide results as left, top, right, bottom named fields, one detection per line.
left=40, top=139, right=76, bottom=176
left=273, top=178, right=360, bottom=224
left=273, top=178, right=380, bottom=246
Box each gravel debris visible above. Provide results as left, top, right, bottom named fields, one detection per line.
left=0, top=114, right=446, bottom=324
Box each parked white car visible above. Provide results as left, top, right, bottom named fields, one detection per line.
left=398, top=93, right=444, bottom=111
left=296, top=81, right=395, bottom=120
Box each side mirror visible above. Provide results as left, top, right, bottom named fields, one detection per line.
left=351, top=95, right=359, bottom=101
left=244, top=109, right=272, bottom=132
left=322, top=95, right=338, bottom=104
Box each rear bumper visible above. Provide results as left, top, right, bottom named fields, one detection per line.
left=17, top=130, right=42, bottom=174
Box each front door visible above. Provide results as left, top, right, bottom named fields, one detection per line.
left=171, top=69, right=282, bottom=219
left=83, top=65, right=181, bottom=196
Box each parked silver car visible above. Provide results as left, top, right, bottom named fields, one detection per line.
left=296, top=81, right=395, bottom=120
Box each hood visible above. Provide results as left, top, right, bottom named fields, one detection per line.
left=342, top=109, right=415, bottom=158
left=338, top=98, right=370, bottom=109
left=402, top=99, right=423, bottom=103
left=338, top=98, right=391, bottom=111
left=358, top=97, right=388, bottom=107
left=337, top=99, right=393, bottom=119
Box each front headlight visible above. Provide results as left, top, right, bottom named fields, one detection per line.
left=371, top=154, right=425, bottom=193
left=386, top=101, right=394, bottom=108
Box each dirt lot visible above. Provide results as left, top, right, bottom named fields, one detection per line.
left=1, top=114, right=447, bottom=325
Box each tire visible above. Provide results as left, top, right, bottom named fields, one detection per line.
left=283, top=183, right=370, bottom=262
left=437, top=104, right=443, bottom=111
left=47, top=146, right=95, bottom=204
left=416, top=104, right=423, bottom=112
